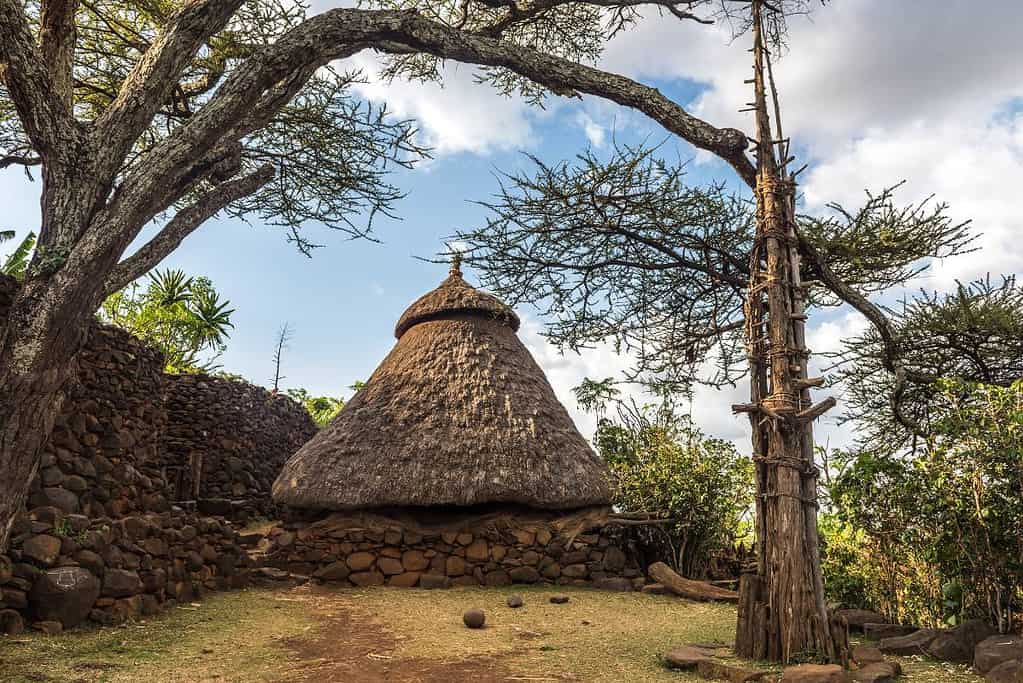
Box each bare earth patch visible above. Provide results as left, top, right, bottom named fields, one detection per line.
left=0, top=584, right=982, bottom=682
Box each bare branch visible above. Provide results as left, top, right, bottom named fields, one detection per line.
left=109, top=7, right=753, bottom=247
left=104, top=163, right=274, bottom=295
left=0, top=153, right=42, bottom=169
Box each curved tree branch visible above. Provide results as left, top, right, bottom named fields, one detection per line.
left=102, top=7, right=754, bottom=256
left=0, top=0, right=78, bottom=157
left=797, top=230, right=932, bottom=435
left=104, top=162, right=274, bottom=296
left=93, top=0, right=247, bottom=179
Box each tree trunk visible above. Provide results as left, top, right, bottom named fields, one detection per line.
left=734, top=1, right=846, bottom=664
left=0, top=276, right=91, bottom=551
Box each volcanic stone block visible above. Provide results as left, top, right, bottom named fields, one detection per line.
left=0, top=609, right=24, bottom=635
left=313, top=561, right=350, bottom=582
left=346, top=552, right=376, bottom=572
left=420, top=574, right=452, bottom=589
left=975, top=635, right=1023, bottom=674
left=927, top=619, right=996, bottom=663
left=780, top=664, right=847, bottom=682
left=349, top=571, right=385, bottom=587
left=401, top=550, right=429, bottom=572
left=878, top=629, right=941, bottom=656
left=377, top=558, right=404, bottom=576
left=509, top=566, right=541, bottom=584
left=388, top=572, right=421, bottom=587
left=29, top=567, right=101, bottom=628
left=466, top=540, right=489, bottom=563
left=21, top=535, right=61, bottom=567
left=102, top=569, right=143, bottom=598
left=445, top=556, right=466, bottom=576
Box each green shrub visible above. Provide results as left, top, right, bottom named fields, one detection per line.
left=591, top=402, right=753, bottom=578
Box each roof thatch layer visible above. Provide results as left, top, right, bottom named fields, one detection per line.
left=273, top=260, right=611, bottom=511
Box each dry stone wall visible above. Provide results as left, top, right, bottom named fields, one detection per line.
left=262, top=509, right=645, bottom=591
left=0, top=275, right=289, bottom=634
left=162, top=375, right=316, bottom=520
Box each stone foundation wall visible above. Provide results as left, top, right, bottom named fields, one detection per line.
left=263, top=509, right=646, bottom=591
left=162, top=375, right=317, bottom=520
left=0, top=275, right=253, bottom=635
left=1, top=508, right=250, bottom=635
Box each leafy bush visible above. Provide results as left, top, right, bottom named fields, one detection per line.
left=101, top=268, right=234, bottom=373
left=827, top=379, right=1023, bottom=631
left=286, top=388, right=344, bottom=428
left=577, top=381, right=753, bottom=578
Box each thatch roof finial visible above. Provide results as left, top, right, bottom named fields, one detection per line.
left=450, top=251, right=463, bottom=278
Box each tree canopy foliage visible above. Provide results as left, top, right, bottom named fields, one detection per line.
left=824, top=379, right=1023, bottom=632
left=2, top=0, right=427, bottom=254
left=830, top=276, right=1023, bottom=451
left=456, top=144, right=975, bottom=392
left=100, top=268, right=234, bottom=372
left=286, top=387, right=344, bottom=428
left=0, top=230, right=36, bottom=280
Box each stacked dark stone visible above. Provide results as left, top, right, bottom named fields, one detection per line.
left=162, top=375, right=316, bottom=520
left=30, top=324, right=169, bottom=520
left=2, top=508, right=249, bottom=630
left=264, top=512, right=644, bottom=590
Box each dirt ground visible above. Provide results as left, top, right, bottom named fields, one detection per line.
left=0, top=584, right=981, bottom=683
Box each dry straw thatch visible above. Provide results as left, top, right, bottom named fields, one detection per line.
left=273, top=260, right=611, bottom=511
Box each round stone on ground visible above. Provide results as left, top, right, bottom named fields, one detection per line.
left=506, top=595, right=524, bottom=608
left=463, top=608, right=486, bottom=629
left=549, top=594, right=569, bottom=604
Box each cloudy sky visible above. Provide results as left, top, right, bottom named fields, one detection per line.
left=2, top=0, right=1021, bottom=452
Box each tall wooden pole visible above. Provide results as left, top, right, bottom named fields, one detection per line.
left=733, top=0, right=846, bottom=664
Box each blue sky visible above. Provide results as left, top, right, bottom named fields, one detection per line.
left=3, top=1, right=1023, bottom=450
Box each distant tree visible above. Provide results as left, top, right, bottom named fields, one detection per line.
left=830, top=276, right=1023, bottom=452
left=0, top=231, right=36, bottom=280
left=271, top=322, right=292, bottom=391
left=101, top=268, right=234, bottom=373
left=828, top=379, right=1023, bottom=633
left=286, top=387, right=344, bottom=427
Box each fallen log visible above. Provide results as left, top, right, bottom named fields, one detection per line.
left=647, top=562, right=740, bottom=603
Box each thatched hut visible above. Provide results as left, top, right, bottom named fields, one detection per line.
left=265, top=262, right=642, bottom=590
left=273, top=258, right=611, bottom=511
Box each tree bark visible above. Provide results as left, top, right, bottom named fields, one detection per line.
left=733, top=1, right=845, bottom=664
left=0, top=274, right=93, bottom=550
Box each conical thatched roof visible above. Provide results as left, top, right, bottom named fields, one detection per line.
left=273, top=259, right=611, bottom=511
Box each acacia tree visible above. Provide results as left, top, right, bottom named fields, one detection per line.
left=0, top=0, right=945, bottom=663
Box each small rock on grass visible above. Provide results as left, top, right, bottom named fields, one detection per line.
left=506, top=595, right=524, bottom=608
left=463, top=608, right=486, bottom=629
left=549, top=594, right=570, bottom=604
left=32, top=620, right=63, bottom=636
left=663, top=645, right=714, bottom=670
left=780, top=664, right=846, bottom=682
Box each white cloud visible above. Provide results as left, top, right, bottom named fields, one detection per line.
left=347, top=53, right=537, bottom=157
left=803, top=112, right=1023, bottom=289
left=575, top=111, right=607, bottom=148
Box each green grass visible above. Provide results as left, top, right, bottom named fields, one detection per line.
left=0, top=584, right=984, bottom=682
